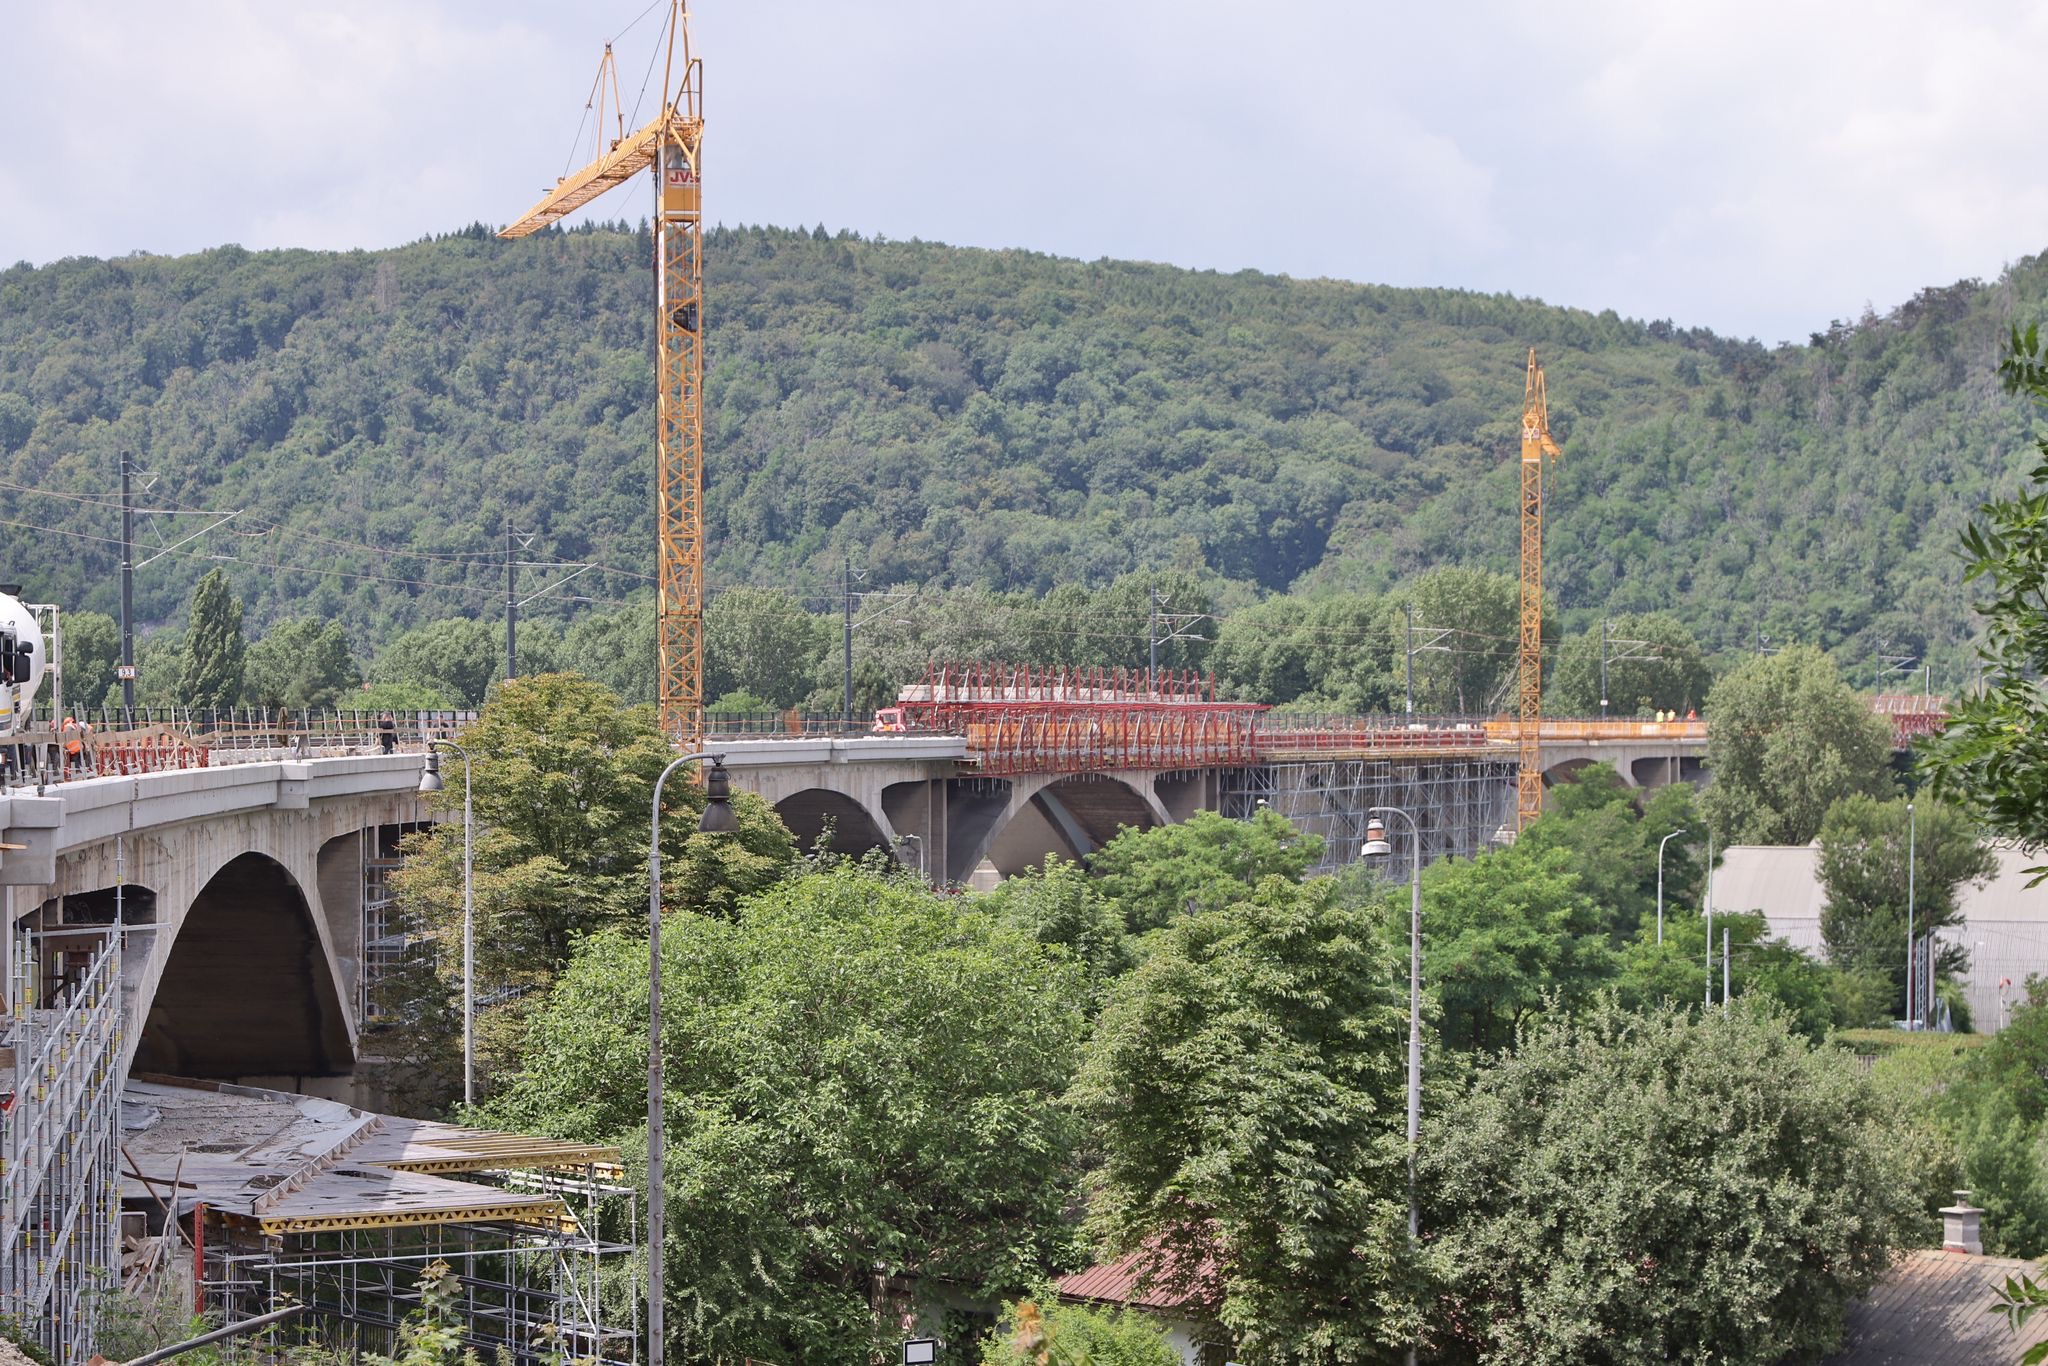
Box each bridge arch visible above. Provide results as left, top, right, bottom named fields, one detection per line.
left=983, top=774, right=1161, bottom=879
left=132, top=851, right=355, bottom=1084
left=773, top=788, right=892, bottom=858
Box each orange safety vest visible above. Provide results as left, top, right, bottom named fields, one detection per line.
left=62, top=719, right=82, bottom=755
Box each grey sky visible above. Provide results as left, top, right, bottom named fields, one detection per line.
left=5, top=0, right=2045, bottom=342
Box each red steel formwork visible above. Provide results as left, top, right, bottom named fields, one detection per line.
left=964, top=707, right=1262, bottom=776
left=902, top=663, right=1259, bottom=775
left=904, top=664, right=1518, bottom=776
left=1870, top=693, right=1950, bottom=748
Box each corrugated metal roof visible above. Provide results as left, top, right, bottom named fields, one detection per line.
left=1054, top=1239, right=1219, bottom=1313
left=1823, top=1249, right=2048, bottom=1364
left=120, top=1078, right=617, bottom=1233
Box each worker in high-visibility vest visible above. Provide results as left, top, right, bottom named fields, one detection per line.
left=60, top=715, right=92, bottom=776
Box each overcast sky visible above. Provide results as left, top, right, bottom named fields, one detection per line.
left=5, top=0, right=2046, bottom=343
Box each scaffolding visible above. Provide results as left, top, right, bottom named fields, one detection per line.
left=1223, top=753, right=1519, bottom=875
left=0, top=930, right=122, bottom=1366
left=361, top=826, right=420, bottom=1026
left=120, top=1080, right=637, bottom=1366
left=201, top=1176, right=636, bottom=1366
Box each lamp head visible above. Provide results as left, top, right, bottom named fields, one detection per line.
left=418, top=751, right=444, bottom=794
left=697, top=758, right=738, bottom=835
left=1362, top=816, right=1392, bottom=859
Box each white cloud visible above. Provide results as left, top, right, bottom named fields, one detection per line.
left=2, top=0, right=2045, bottom=340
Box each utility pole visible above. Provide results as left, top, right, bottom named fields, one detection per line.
left=1600, top=618, right=1609, bottom=717
left=1722, top=928, right=1730, bottom=1007
left=841, top=551, right=854, bottom=726
left=1149, top=589, right=1161, bottom=694
left=119, top=452, right=135, bottom=726
left=505, top=518, right=518, bottom=681
left=1405, top=604, right=1414, bottom=715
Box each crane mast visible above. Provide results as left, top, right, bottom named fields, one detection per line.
left=1518, top=348, right=1561, bottom=832
left=499, top=4, right=706, bottom=750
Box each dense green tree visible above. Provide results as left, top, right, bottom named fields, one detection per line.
left=1969, top=979, right=2048, bottom=1125
left=1516, top=765, right=1700, bottom=942
left=1863, top=1026, right=2048, bottom=1257
left=1072, top=875, right=1418, bottom=1365
left=1088, top=810, right=1322, bottom=933
left=1546, top=612, right=1710, bottom=716
left=1698, top=645, right=1895, bottom=845
left=1210, top=591, right=1398, bottom=712
left=974, top=855, right=1135, bottom=1006
left=1613, top=909, right=1837, bottom=1041
left=1921, top=325, right=2048, bottom=855
left=1424, top=1001, right=1912, bottom=1366
left=489, top=868, right=1089, bottom=1365
left=392, top=672, right=794, bottom=1097
left=122, top=629, right=183, bottom=711
left=56, top=610, right=117, bottom=716
left=1412, top=841, right=1617, bottom=1052
left=1399, top=567, right=1527, bottom=715
left=176, top=568, right=244, bottom=711
left=704, top=586, right=831, bottom=709
left=241, top=618, right=360, bottom=709
left=562, top=601, right=658, bottom=706
left=1, top=230, right=2042, bottom=690
left=351, top=679, right=459, bottom=712
left=1816, top=795, right=1994, bottom=1013
left=369, top=617, right=501, bottom=707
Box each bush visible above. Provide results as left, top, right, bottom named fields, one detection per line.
left=981, top=1298, right=1180, bottom=1366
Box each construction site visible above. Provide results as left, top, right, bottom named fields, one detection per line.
left=0, top=3, right=1688, bottom=1364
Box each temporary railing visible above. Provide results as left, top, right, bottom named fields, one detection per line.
left=901, top=661, right=1221, bottom=706
left=1480, top=716, right=1708, bottom=743
left=2, top=711, right=480, bottom=788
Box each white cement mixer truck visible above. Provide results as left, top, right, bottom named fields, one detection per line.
left=0, top=585, right=44, bottom=739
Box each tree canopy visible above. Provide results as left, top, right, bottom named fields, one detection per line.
left=1698, top=645, right=1896, bottom=845
left=1816, top=795, right=1994, bottom=1014
left=488, top=867, right=1090, bottom=1365
left=176, top=567, right=243, bottom=710
left=3, top=228, right=2039, bottom=690
left=1921, top=323, right=2048, bottom=857
left=1423, top=1002, right=1912, bottom=1366
left=1072, top=875, right=1417, bottom=1364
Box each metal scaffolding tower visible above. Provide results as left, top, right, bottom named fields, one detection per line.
left=1222, top=754, right=1518, bottom=875
left=1, top=931, right=122, bottom=1366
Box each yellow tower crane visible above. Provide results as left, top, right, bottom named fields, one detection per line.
left=499, top=3, right=707, bottom=750
left=1517, top=348, right=1561, bottom=831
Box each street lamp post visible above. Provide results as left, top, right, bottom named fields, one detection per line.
left=1704, top=830, right=1716, bottom=1007
left=648, top=753, right=737, bottom=1366
left=1363, top=806, right=1421, bottom=1366
left=417, top=742, right=474, bottom=1105
left=1656, top=828, right=1688, bottom=946
left=1906, top=801, right=1917, bottom=1028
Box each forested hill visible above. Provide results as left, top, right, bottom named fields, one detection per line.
left=2, top=223, right=2044, bottom=682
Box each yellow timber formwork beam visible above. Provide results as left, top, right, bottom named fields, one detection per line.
left=498, top=5, right=707, bottom=750
left=253, top=1199, right=571, bottom=1237
left=1518, top=349, right=1562, bottom=833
